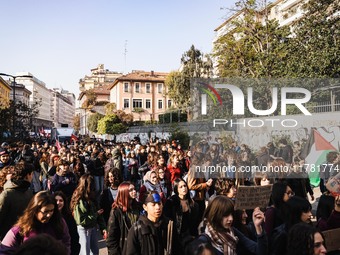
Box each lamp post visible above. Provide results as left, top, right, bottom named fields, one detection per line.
left=0, top=73, right=33, bottom=138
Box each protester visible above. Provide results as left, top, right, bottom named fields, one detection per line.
left=0, top=163, right=34, bottom=240
left=0, top=148, right=13, bottom=170
left=194, top=195, right=268, bottom=255
left=264, top=181, right=293, bottom=236
left=51, top=159, right=77, bottom=200
left=164, top=178, right=199, bottom=253
left=317, top=194, right=340, bottom=231
left=139, top=170, right=164, bottom=203
left=287, top=222, right=327, bottom=255
left=13, top=233, right=68, bottom=255
left=100, top=167, right=121, bottom=224
left=270, top=196, right=313, bottom=255
left=106, top=182, right=142, bottom=255
left=124, top=191, right=173, bottom=255
left=71, top=174, right=107, bottom=255
left=0, top=191, right=71, bottom=254
left=54, top=191, right=80, bottom=255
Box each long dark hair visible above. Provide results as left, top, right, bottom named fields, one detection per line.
left=53, top=191, right=71, bottom=217
left=173, top=178, right=194, bottom=207
left=70, top=174, right=95, bottom=212
left=16, top=191, right=64, bottom=238
left=285, top=196, right=312, bottom=230
left=287, top=223, right=324, bottom=255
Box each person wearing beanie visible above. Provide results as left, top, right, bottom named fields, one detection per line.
left=124, top=191, right=174, bottom=255
left=0, top=148, right=13, bottom=170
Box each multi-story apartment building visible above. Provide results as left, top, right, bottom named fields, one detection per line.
left=109, top=70, right=170, bottom=122
left=50, top=88, right=76, bottom=128
left=79, top=64, right=122, bottom=92
left=214, top=0, right=306, bottom=42
left=16, top=72, right=75, bottom=132
left=0, top=76, right=11, bottom=109
left=78, top=84, right=111, bottom=135
left=15, top=72, right=53, bottom=131
left=11, top=83, right=31, bottom=106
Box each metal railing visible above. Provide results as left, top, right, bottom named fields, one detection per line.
left=309, top=101, right=340, bottom=113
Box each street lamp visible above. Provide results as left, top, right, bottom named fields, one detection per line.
left=0, top=73, right=33, bottom=138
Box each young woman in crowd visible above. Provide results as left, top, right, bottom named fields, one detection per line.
left=270, top=196, right=313, bottom=255
left=264, top=181, right=293, bottom=236
left=39, top=152, right=50, bottom=190
left=100, top=167, right=121, bottom=224
left=106, top=182, right=142, bottom=255
left=168, top=153, right=181, bottom=184
left=164, top=178, right=199, bottom=253
left=214, top=178, right=237, bottom=200
left=194, top=195, right=268, bottom=255
left=139, top=170, right=164, bottom=203
left=70, top=174, right=107, bottom=255
left=287, top=222, right=327, bottom=255
left=54, top=191, right=80, bottom=255
left=0, top=191, right=71, bottom=254
left=156, top=166, right=171, bottom=199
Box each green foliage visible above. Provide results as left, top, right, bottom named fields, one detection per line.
left=105, top=103, right=116, bottom=114
left=73, top=114, right=80, bottom=133
left=81, top=89, right=97, bottom=109
left=285, top=0, right=340, bottom=79
left=166, top=45, right=213, bottom=110
left=0, top=100, right=40, bottom=140
left=169, top=125, right=190, bottom=150
left=87, top=112, right=104, bottom=133
left=97, top=114, right=127, bottom=135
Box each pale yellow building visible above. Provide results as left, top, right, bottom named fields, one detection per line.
left=0, top=76, right=11, bottom=109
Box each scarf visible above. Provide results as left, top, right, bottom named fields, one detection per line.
left=205, top=221, right=238, bottom=255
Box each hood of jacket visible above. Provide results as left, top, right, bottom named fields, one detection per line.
left=4, top=179, right=31, bottom=192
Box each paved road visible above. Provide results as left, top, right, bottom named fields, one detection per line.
left=98, top=232, right=107, bottom=255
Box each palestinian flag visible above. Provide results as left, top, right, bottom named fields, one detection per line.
left=300, top=128, right=337, bottom=187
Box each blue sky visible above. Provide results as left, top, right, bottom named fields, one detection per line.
left=1, top=0, right=236, bottom=96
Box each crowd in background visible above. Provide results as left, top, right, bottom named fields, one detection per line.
left=0, top=136, right=339, bottom=255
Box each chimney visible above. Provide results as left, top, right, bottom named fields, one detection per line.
left=151, top=70, right=154, bottom=76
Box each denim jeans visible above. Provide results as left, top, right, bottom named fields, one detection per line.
left=93, top=175, right=104, bottom=203
left=77, top=225, right=99, bottom=255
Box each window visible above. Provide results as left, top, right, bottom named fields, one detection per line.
left=157, top=83, right=163, bottom=94
left=158, top=99, right=163, bottom=109
left=133, top=99, right=143, bottom=108
left=123, top=99, right=129, bottom=109
left=168, top=100, right=172, bottom=108
left=146, top=99, right=151, bottom=109
left=124, top=82, right=129, bottom=92
left=135, top=83, right=140, bottom=93
left=146, top=83, right=151, bottom=93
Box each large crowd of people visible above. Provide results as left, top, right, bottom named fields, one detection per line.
left=0, top=137, right=339, bottom=255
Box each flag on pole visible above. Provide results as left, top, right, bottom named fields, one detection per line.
left=300, top=128, right=337, bottom=187
left=55, top=139, right=61, bottom=152
left=71, top=134, right=79, bottom=143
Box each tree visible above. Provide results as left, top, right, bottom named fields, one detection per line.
left=97, top=114, right=127, bottom=135
left=87, top=112, right=104, bottom=133
left=166, top=45, right=213, bottom=110
left=105, top=103, right=117, bottom=115
left=286, top=0, right=340, bottom=79
left=214, top=0, right=292, bottom=78
left=81, top=89, right=97, bottom=109
left=0, top=100, right=40, bottom=140
left=73, top=114, right=80, bottom=133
